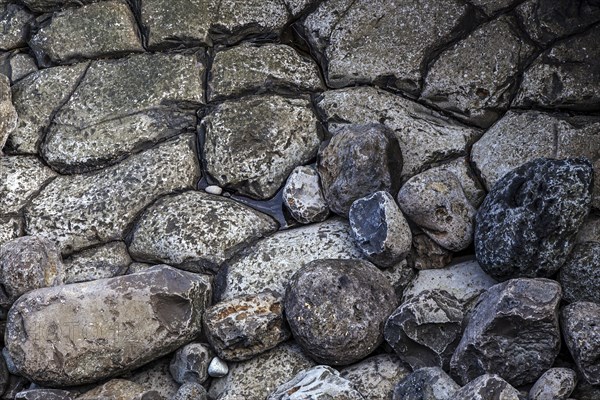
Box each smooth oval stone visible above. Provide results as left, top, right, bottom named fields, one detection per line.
left=529, top=368, right=577, bottom=400
left=5, top=265, right=211, bottom=386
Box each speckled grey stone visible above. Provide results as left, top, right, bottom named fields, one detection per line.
left=42, top=53, right=203, bottom=174
left=208, top=42, right=323, bottom=101
left=268, top=365, right=365, bottom=400
left=392, top=367, right=460, bottom=400
left=577, top=214, right=600, bottom=243
left=129, top=191, right=277, bottom=272
left=129, top=356, right=180, bottom=399
left=380, top=259, right=417, bottom=303
left=14, top=389, right=75, bottom=400
left=426, top=158, right=486, bottom=208
left=25, top=134, right=200, bottom=254
left=406, top=232, right=453, bottom=271
left=169, top=343, right=213, bottom=385
left=451, top=279, right=562, bottom=386
left=6, top=265, right=211, bottom=386
left=0, top=216, right=23, bottom=247
left=63, top=241, right=131, bottom=284
left=467, top=0, right=521, bottom=16
left=203, top=94, right=320, bottom=199
left=19, top=0, right=97, bottom=12
left=208, top=342, right=315, bottom=400
left=0, top=4, right=33, bottom=51
left=422, top=16, right=535, bottom=128
left=172, top=382, right=207, bottom=400
left=449, top=374, right=520, bottom=400
left=339, top=354, right=409, bottom=400
left=78, top=379, right=163, bottom=400
left=529, top=368, right=577, bottom=400
left=204, top=291, right=290, bottom=362
left=559, top=242, right=600, bottom=304
left=0, top=156, right=57, bottom=215
left=316, top=87, right=480, bottom=179
left=283, top=165, right=330, bottom=224
left=0, top=74, right=17, bottom=153
left=302, top=0, right=471, bottom=94
left=29, top=1, right=143, bottom=65
left=561, top=302, right=600, bottom=385
left=0, top=52, right=38, bottom=83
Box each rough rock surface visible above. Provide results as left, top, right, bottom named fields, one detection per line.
left=208, top=42, right=323, bottom=100
left=397, top=169, right=476, bottom=252
left=529, top=368, right=577, bottom=400
left=339, top=354, right=410, bottom=400
left=267, top=365, right=365, bottom=400
left=29, top=1, right=143, bottom=65
left=0, top=4, right=32, bottom=51
left=407, top=232, right=453, bottom=271
left=5, top=265, right=211, bottom=386
left=25, top=134, right=200, bottom=254
left=475, top=158, right=593, bottom=280
left=577, top=214, right=600, bottom=243
left=129, top=191, right=277, bottom=271
left=451, top=278, right=562, bottom=386
left=316, top=87, right=480, bottom=178
left=63, top=241, right=130, bottom=284
left=392, top=367, right=460, bottom=400
left=129, top=356, right=179, bottom=399
left=349, top=191, right=412, bottom=268
left=173, top=382, right=207, bottom=400
left=559, top=242, right=600, bottom=304
left=0, top=74, right=17, bottom=152
left=449, top=374, right=520, bottom=400
left=426, top=158, right=487, bottom=208
left=561, top=302, right=600, bottom=385
left=282, top=165, right=329, bottom=224
left=0, top=51, right=38, bottom=84
left=203, top=291, right=290, bottom=362
left=0, top=216, right=23, bottom=247
left=78, top=379, right=162, bottom=400
left=14, top=389, right=75, bottom=400
left=317, top=123, right=403, bottom=216
left=203, top=94, right=320, bottom=199
left=284, top=259, right=396, bottom=365
left=385, top=290, right=465, bottom=371
left=169, top=343, right=213, bottom=385
left=468, top=0, right=521, bottom=16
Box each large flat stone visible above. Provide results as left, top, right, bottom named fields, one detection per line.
left=25, top=134, right=200, bottom=254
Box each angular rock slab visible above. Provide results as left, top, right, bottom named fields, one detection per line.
left=25, top=134, right=200, bottom=254
left=208, top=42, right=323, bottom=100
left=129, top=191, right=277, bottom=271
left=451, top=278, right=562, bottom=386
left=267, top=365, right=364, bottom=400
left=422, top=16, right=535, bottom=128
left=285, top=259, right=396, bottom=365
left=0, top=74, right=17, bottom=152
left=449, top=374, right=520, bottom=400
left=559, top=242, right=600, bottom=304
left=203, top=94, right=320, bottom=199
left=0, top=51, right=38, bottom=84
left=392, top=367, right=460, bottom=400
left=5, top=265, right=212, bottom=386
left=0, top=4, right=32, bottom=51
left=529, top=368, right=577, bottom=400
left=283, top=165, right=330, bottom=224
left=561, top=302, right=600, bottom=385
left=302, top=0, right=471, bottom=93
left=63, top=241, right=131, bottom=284
left=339, top=354, right=410, bottom=400
left=29, top=1, right=143, bottom=65
left=316, top=87, right=480, bottom=178
left=474, top=158, right=593, bottom=280
left=43, top=53, right=204, bottom=173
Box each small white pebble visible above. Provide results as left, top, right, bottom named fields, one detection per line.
left=205, top=185, right=223, bottom=195
left=208, top=357, right=229, bottom=378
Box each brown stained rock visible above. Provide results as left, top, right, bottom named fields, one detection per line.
left=407, top=232, right=453, bottom=271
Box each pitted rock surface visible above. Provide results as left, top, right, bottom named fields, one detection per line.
left=0, top=4, right=32, bottom=51
left=0, top=216, right=23, bottom=247
left=339, top=354, right=410, bottom=400
left=63, top=241, right=131, bottom=284
left=559, top=242, right=600, bottom=304
left=77, top=379, right=163, bottom=400
left=0, top=74, right=17, bottom=152
left=14, top=389, right=75, bottom=400
left=130, top=356, right=180, bottom=399
left=561, top=301, right=600, bottom=385
left=282, top=165, right=330, bottom=224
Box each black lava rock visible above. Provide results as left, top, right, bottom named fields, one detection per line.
left=559, top=241, right=600, bottom=304
left=474, top=157, right=593, bottom=281
left=561, top=301, right=600, bottom=385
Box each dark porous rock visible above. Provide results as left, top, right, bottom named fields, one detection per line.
left=392, top=367, right=460, bottom=400
left=349, top=191, right=412, bottom=268
left=385, top=290, right=465, bottom=371
left=0, top=355, right=8, bottom=396
left=0, top=52, right=38, bottom=84
left=173, top=382, right=207, bottom=400
left=0, top=4, right=33, bottom=51
left=317, top=123, right=403, bottom=216
left=559, top=242, right=600, bottom=304
left=169, top=343, right=213, bottom=385
left=284, top=259, right=396, bottom=365
left=130, top=356, right=180, bottom=399
left=397, top=169, right=476, bottom=252
left=29, top=1, right=143, bottom=65
left=468, top=0, right=521, bottom=16
left=3, top=374, right=29, bottom=399
left=475, top=158, right=593, bottom=280
left=339, top=354, right=410, bottom=400
left=529, top=368, right=577, bottom=400
left=63, top=241, right=130, bottom=284
left=14, top=389, right=74, bottom=400
left=0, top=236, right=65, bottom=308
left=407, top=232, right=453, bottom=271
left=561, top=302, right=600, bottom=385
left=203, top=94, right=320, bottom=200
left=78, top=379, right=163, bottom=400
left=0, top=74, right=16, bottom=153
left=5, top=265, right=211, bottom=386
left=203, top=291, right=290, bottom=362
left=283, top=165, right=330, bottom=225
left=451, top=278, right=562, bottom=386
left=208, top=342, right=315, bottom=400
left=449, top=374, right=520, bottom=400
left=267, top=365, right=364, bottom=400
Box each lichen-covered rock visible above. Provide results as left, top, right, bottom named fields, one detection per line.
left=449, top=374, right=520, bottom=400
left=169, top=343, right=213, bottom=385
left=25, top=134, right=200, bottom=254
left=397, top=169, right=476, bottom=252
left=561, top=302, right=600, bottom=385
left=208, top=342, right=315, bottom=400
left=282, top=165, right=330, bottom=224
left=451, top=279, right=562, bottom=386
left=29, top=1, right=143, bottom=65
left=0, top=236, right=64, bottom=308
left=0, top=216, right=23, bottom=247
left=349, top=191, right=412, bottom=268
left=339, top=354, right=410, bottom=400
left=267, top=365, right=365, bottom=400
left=203, top=94, right=320, bottom=200
left=302, top=0, right=471, bottom=94
left=474, top=158, right=593, bottom=280
left=529, top=368, right=577, bottom=400
left=208, top=42, right=323, bottom=100
left=129, top=191, right=277, bottom=272
left=422, top=16, right=535, bottom=128
left=63, top=241, right=131, bottom=284
left=316, top=87, right=480, bottom=178
left=385, top=290, right=465, bottom=371
left=78, top=379, right=163, bottom=400
left=43, top=53, right=203, bottom=173
left=215, top=218, right=363, bottom=301
left=559, top=242, right=600, bottom=304
left=317, top=123, right=403, bottom=216
left=285, top=259, right=396, bottom=365
left=130, top=356, right=179, bottom=399
left=515, top=25, right=600, bottom=112
left=0, top=4, right=33, bottom=51
left=0, top=74, right=17, bottom=153
left=5, top=265, right=211, bottom=386
left=173, top=382, right=207, bottom=400
left=406, top=232, right=453, bottom=271
left=0, top=156, right=57, bottom=215
left=14, top=389, right=75, bottom=400
left=392, top=367, right=460, bottom=400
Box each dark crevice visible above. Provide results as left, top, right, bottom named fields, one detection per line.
left=125, top=0, right=148, bottom=50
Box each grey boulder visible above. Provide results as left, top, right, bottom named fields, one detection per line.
left=0, top=4, right=33, bottom=51
left=14, top=389, right=75, bottom=400
left=339, top=354, right=410, bottom=400
left=63, top=241, right=130, bottom=284
left=529, top=368, right=577, bottom=400
left=173, top=382, right=207, bottom=400
left=449, top=374, right=520, bottom=400
left=561, top=302, right=600, bottom=385
left=392, top=367, right=460, bottom=400
left=169, top=343, right=213, bottom=385
left=559, top=242, right=600, bottom=304
left=283, top=165, right=330, bottom=224
left=0, top=216, right=23, bottom=247
left=77, top=379, right=163, bottom=400
left=0, top=74, right=17, bottom=152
